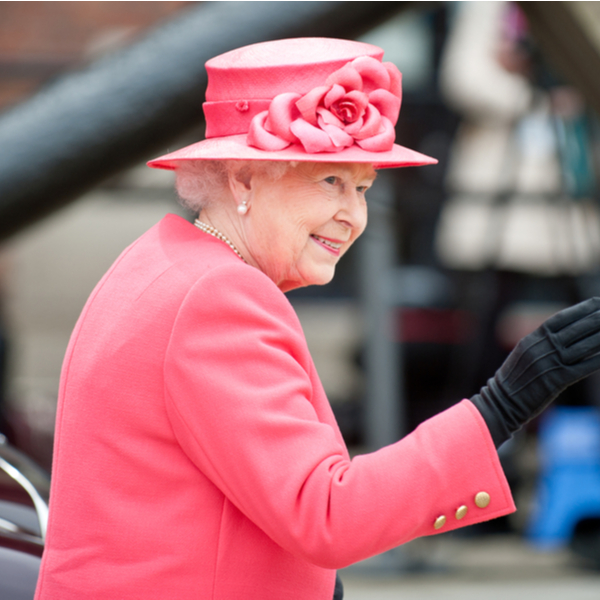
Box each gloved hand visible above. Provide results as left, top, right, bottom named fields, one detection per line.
left=470, top=297, right=600, bottom=447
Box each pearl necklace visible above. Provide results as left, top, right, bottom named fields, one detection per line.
left=194, top=219, right=247, bottom=263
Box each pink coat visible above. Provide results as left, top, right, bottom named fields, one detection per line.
left=35, top=214, right=515, bottom=600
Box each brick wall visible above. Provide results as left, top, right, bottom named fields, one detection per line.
left=0, top=1, right=191, bottom=110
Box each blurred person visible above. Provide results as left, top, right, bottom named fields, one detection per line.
left=34, top=38, right=600, bottom=600
left=437, top=1, right=600, bottom=275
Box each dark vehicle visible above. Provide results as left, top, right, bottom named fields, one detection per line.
left=0, top=434, right=49, bottom=600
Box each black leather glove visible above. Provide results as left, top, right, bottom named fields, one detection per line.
left=470, top=297, right=600, bottom=448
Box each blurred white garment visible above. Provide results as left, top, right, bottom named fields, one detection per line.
left=436, top=1, right=600, bottom=275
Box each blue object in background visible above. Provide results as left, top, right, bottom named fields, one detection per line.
left=527, top=406, right=600, bottom=549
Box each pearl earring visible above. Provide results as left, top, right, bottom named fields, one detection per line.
left=237, top=201, right=248, bottom=215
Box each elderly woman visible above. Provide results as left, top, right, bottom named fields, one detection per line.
left=35, top=38, right=600, bottom=600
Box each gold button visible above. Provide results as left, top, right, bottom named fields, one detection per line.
left=475, top=492, right=491, bottom=508
left=455, top=505, right=468, bottom=520
left=434, top=515, right=447, bottom=530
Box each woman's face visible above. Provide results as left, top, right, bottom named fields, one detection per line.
left=242, top=162, right=375, bottom=292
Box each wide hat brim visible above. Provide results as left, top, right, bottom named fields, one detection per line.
left=147, top=134, right=437, bottom=170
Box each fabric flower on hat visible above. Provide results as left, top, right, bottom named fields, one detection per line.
left=247, top=56, right=402, bottom=154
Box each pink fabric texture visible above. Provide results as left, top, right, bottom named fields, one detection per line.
left=35, top=215, right=514, bottom=600
left=147, top=38, right=437, bottom=170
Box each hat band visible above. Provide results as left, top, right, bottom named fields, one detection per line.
left=203, top=100, right=271, bottom=138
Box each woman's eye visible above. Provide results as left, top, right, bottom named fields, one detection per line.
left=324, top=176, right=339, bottom=185
left=357, top=186, right=368, bottom=194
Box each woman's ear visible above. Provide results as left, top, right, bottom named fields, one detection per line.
left=227, top=167, right=253, bottom=207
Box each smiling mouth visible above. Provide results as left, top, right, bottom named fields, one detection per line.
left=311, top=234, right=344, bottom=254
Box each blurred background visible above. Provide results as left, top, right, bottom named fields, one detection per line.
left=2, top=1, right=600, bottom=597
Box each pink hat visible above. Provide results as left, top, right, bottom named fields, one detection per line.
left=148, top=38, right=437, bottom=170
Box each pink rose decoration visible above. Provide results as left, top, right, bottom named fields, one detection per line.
left=247, top=56, right=402, bottom=153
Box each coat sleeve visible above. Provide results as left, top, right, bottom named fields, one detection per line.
left=164, top=263, right=515, bottom=569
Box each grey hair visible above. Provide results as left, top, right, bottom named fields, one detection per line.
left=174, top=160, right=292, bottom=214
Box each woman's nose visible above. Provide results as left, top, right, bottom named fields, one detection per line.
left=336, top=190, right=367, bottom=232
